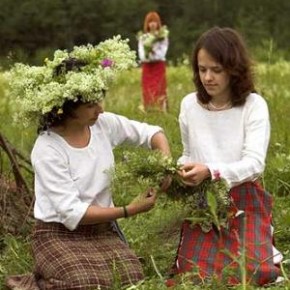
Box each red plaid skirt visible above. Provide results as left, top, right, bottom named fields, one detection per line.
left=141, top=61, right=167, bottom=108
left=169, top=182, right=281, bottom=286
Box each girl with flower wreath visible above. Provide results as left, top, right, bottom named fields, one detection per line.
left=137, top=11, right=169, bottom=112
left=166, top=27, right=283, bottom=287
left=5, top=37, right=171, bottom=290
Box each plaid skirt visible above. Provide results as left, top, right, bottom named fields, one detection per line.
left=141, top=61, right=167, bottom=108
left=6, top=221, right=143, bottom=290
left=169, top=182, right=281, bottom=286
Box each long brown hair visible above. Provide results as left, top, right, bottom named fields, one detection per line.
left=143, top=11, right=162, bottom=33
left=192, top=27, right=255, bottom=106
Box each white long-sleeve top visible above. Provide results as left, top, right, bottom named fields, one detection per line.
left=138, top=36, right=168, bottom=62
left=31, top=112, right=162, bottom=230
left=178, top=92, right=270, bottom=188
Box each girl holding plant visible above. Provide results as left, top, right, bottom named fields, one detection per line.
left=137, top=11, right=169, bottom=112
left=5, top=37, right=170, bottom=290
left=167, top=27, right=283, bottom=286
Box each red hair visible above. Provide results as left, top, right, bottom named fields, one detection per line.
left=143, top=11, right=162, bottom=32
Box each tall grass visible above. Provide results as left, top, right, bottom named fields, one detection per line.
left=1, top=62, right=290, bottom=289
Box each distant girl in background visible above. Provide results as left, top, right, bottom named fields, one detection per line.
left=137, top=11, right=169, bottom=112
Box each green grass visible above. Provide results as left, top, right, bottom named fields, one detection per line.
left=1, top=62, right=290, bottom=289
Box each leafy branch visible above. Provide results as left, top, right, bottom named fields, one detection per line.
left=112, top=150, right=234, bottom=233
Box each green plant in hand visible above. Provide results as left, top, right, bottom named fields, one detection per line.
left=112, top=150, right=232, bottom=233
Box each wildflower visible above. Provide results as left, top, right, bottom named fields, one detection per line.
left=101, top=58, right=114, bottom=68
left=5, top=35, right=137, bottom=126
left=112, top=150, right=233, bottom=233
left=137, top=25, right=169, bottom=59
left=57, top=108, right=63, bottom=115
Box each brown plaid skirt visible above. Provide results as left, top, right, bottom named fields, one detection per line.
left=6, top=221, right=143, bottom=290
left=169, top=182, right=281, bottom=286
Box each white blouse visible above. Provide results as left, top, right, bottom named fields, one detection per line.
left=31, top=112, right=162, bottom=230
left=178, top=92, right=270, bottom=188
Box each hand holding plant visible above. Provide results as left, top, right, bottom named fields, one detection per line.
left=179, top=163, right=211, bottom=186
left=127, top=188, right=157, bottom=215
left=112, top=150, right=233, bottom=232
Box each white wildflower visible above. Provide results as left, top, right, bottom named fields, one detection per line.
left=6, top=36, right=137, bottom=126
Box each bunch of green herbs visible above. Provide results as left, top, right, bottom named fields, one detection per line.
left=112, top=150, right=232, bottom=233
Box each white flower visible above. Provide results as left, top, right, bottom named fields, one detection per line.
left=6, top=35, right=136, bottom=126
left=137, top=26, right=169, bottom=59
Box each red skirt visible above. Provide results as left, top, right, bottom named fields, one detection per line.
left=169, top=182, right=281, bottom=286
left=141, top=61, right=167, bottom=109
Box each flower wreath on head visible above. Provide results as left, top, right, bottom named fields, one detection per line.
left=5, top=35, right=137, bottom=127
left=137, top=25, right=169, bottom=59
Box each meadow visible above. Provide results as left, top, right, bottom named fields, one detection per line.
left=0, top=61, right=290, bottom=289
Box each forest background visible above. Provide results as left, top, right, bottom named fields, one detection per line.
left=1, top=0, right=290, bottom=66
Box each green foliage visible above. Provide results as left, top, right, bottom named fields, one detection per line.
left=1, top=62, right=290, bottom=289
left=112, top=150, right=240, bottom=235
left=0, top=235, right=33, bottom=287
left=2, top=0, right=290, bottom=65
left=255, top=61, right=290, bottom=196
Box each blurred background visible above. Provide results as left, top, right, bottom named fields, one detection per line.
left=1, top=0, right=290, bottom=67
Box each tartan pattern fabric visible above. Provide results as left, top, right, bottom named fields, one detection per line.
left=6, top=221, right=143, bottom=290
left=171, top=182, right=281, bottom=286
left=5, top=274, right=40, bottom=290
left=142, top=61, right=167, bottom=108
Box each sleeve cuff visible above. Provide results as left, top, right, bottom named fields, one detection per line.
left=206, top=164, right=221, bottom=181
left=62, top=202, right=90, bottom=231
left=148, top=127, right=163, bottom=148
